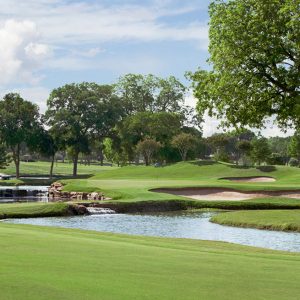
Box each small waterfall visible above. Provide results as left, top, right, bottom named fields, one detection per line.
left=0, top=186, right=49, bottom=203
left=86, top=207, right=116, bottom=215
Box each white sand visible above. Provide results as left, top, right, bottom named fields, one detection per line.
left=152, top=188, right=300, bottom=201
left=221, top=177, right=276, bottom=183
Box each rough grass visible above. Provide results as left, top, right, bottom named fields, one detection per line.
left=1, top=224, right=300, bottom=300
left=211, top=210, right=300, bottom=232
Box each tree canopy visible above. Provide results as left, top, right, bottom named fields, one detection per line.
left=45, top=83, right=122, bottom=176
left=0, top=93, right=40, bottom=178
left=116, top=74, right=187, bottom=115
left=190, top=0, right=300, bottom=129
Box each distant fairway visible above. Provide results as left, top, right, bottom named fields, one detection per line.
left=3, top=161, right=117, bottom=176
left=60, top=161, right=300, bottom=203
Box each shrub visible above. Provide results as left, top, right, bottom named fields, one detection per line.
left=289, top=157, right=299, bottom=167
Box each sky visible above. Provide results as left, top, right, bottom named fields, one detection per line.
left=0, top=0, right=293, bottom=137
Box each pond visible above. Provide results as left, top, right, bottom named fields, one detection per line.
left=5, top=211, right=300, bottom=252
left=0, top=186, right=49, bottom=203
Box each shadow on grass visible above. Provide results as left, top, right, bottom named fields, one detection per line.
left=256, top=166, right=277, bottom=172
left=229, top=165, right=251, bottom=169
left=189, top=160, right=217, bottom=167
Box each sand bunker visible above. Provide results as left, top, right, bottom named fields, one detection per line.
left=220, top=176, right=276, bottom=183
left=152, top=187, right=300, bottom=201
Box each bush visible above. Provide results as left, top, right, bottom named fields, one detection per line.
left=267, top=153, right=287, bottom=165
left=214, top=151, right=230, bottom=163
left=289, top=157, right=299, bottom=167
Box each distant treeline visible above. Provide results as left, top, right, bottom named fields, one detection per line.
left=0, top=74, right=298, bottom=178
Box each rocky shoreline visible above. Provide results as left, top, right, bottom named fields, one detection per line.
left=48, top=182, right=105, bottom=201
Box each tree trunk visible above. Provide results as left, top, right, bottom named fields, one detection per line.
left=15, top=158, right=20, bottom=179
left=99, top=147, right=104, bottom=166
left=12, top=144, right=20, bottom=179
left=50, top=154, right=55, bottom=179
left=182, top=150, right=187, bottom=161
left=73, top=150, right=79, bottom=177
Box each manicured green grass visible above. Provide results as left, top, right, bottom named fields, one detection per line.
left=211, top=210, right=300, bottom=232
left=0, top=202, right=70, bottom=219
left=3, top=161, right=118, bottom=176
left=1, top=223, right=300, bottom=300
left=61, top=161, right=300, bottom=203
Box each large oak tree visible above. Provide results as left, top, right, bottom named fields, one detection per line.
left=45, top=83, right=122, bottom=176
left=191, top=0, right=300, bottom=129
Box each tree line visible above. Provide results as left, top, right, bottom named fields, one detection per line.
left=0, top=74, right=203, bottom=178
left=1, top=73, right=299, bottom=180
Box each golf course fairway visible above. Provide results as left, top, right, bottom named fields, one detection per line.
left=1, top=223, right=300, bottom=300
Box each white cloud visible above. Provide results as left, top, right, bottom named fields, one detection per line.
left=0, top=1, right=208, bottom=45
left=0, top=19, right=51, bottom=86
left=0, top=1, right=208, bottom=81
left=16, top=86, right=50, bottom=113
left=0, top=86, right=50, bottom=113
left=77, top=48, right=105, bottom=58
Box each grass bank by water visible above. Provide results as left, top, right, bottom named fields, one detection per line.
left=211, top=210, right=300, bottom=232
left=1, top=223, right=300, bottom=300
left=0, top=202, right=73, bottom=219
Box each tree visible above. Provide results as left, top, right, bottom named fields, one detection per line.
left=29, top=127, right=59, bottom=179
left=171, top=133, right=197, bottom=161
left=103, top=138, right=127, bottom=167
left=45, top=83, right=121, bottom=176
left=207, top=133, right=230, bottom=157
left=250, top=138, right=271, bottom=165
left=0, top=143, right=11, bottom=169
left=136, top=139, right=161, bottom=166
left=0, top=93, right=40, bottom=178
left=236, top=140, right=253, bottom=165
left=118, top=112, right=182, bottom=162
left=288, top=132, right=300, bottom=161
left=228, top=129, right=256, bottom=164
left=116, top=74, right=187, bottom=114
left=190, top=0, right=300, bottom=129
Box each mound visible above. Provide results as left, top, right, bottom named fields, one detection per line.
left=220, top=176, right=276, bottom=183
left=152, top=187, right=300, bottom=201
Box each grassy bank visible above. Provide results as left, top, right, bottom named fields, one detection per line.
left=211, top=210, right=300, bottom=232
left=3, top=197, right=300, bottom=220
left=0, top=203, right=72, bottom=219
left=1, top=223, right=300, bottom=300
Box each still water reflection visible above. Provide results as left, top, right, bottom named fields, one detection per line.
left=5, top=211, right=300, bottom=252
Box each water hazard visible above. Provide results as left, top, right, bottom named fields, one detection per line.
left=5, top=211, right=300, bottom=252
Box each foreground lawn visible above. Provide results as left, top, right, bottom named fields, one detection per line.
left=211, top=210, right=300, bottom=232
left=1, top=224, right=300, bottom=300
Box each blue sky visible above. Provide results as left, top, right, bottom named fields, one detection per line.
left=0, top=0, right=292, bottom=136
left=0, top=0, right=210, bottom=101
